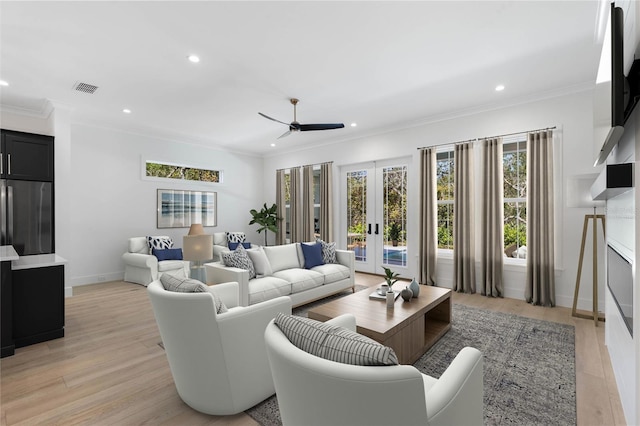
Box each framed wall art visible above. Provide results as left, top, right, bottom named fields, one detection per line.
left=157, top=189, right=217, bottom=228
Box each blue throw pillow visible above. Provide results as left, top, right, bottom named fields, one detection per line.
left=152, top=247, right=183, bottom=261
left=301, top=242, right=324, bottom=269
left=228, top=242, right=252, bottom=250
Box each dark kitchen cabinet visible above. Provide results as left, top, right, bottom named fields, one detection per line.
left=1, top=129, right=54, bottom=181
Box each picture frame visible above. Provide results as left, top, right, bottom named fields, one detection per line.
left=157, top=189, right=217, bottom=228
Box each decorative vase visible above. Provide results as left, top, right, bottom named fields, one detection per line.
left=409, top=277, right=420, bottom=298
left=401, top=286, right=413, bottom=302
left=386, top=290, right=395, bottom=309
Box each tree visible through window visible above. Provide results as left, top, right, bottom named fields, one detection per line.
left=436, top=150, right=455, bottom=249
left=503, top=139, right=527, bottom=254
left=146, top=161, right=221, bottom=183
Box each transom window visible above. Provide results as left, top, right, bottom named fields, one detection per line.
left=146, top=161, right=221, bottom=183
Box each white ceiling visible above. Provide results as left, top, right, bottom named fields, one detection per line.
left=0, top=1, right=603, bottom=155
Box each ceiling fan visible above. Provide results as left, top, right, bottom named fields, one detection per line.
left=259, top=98, right=344, bottom=139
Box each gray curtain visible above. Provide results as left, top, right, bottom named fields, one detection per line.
left=419, top=148, right=437, bottom=286
left=525, top=130, right=555, bottom=306
left=320, top=163, right=333, bottom=242
left=276, top=169, right=286, bottom=245
left=289, top=167, right=302, bottom=243
left=453, top=142, right=476, bottom=293
left=480, top=138, right=504, bottom=297
left=302, top=165, right=315, bottom=241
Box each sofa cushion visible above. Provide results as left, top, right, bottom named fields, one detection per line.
left=152, top=247, right=183, bottom=261
left=316, top=239, right=337, bottom=264
left=263, top=243, right=300, bottom=273
left=157, top=260, right=186, bottom=272
left=248, top=276, right=291, bottom=305
left=226, top=232, right=246, bottom=243
left=273, top=268, right=324, bottom=293
left=147, top=236, right=174, bottom=253
left=274, top=313, right=398, bottom=366
left=228, top=241, right=252, bottom=250
left=246, top=246, right=273, bottom=277
left=311, top=263, right=351, bottom=284
left=221, top=245, right=256, bottom=279
left=213, top=232, right=227, bottom=246
left=159, top=275, right=227, bottom=314
left=301, top=242, right=324, bottom=269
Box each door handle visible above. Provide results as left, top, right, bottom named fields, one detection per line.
left=367, top=223, right=372, bottom=235
left=7, top=153, right=11, bottom=175
left=375, top=224, right=379, bottom=235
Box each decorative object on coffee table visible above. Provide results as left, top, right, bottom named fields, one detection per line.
left=401, top=286, right=413, bottom=301
left=386, top=290, right=395, bottom=309
left=409, top=277, right=420, bottom=297
left=381, top=266, right=400, bottom=287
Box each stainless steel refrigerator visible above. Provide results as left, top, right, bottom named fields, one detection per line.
left=0, top=180, right=53, bottom=255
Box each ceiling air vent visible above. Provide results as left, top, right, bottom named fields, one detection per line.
left=73, top=82, right=98, bottom=94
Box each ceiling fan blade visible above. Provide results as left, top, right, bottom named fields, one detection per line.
left=278, top=130, right=292, bottom=139
left=258, top=112, right=290, bottom=127
left=298, top=123, right=345, bottom=131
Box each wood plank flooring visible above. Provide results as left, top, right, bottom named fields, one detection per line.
left=0, top=273, right=626, bottom=425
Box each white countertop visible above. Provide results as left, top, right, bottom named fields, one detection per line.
left=0, top=245, right=19, bottom=262
left=12, top=253, right=67, bottom=270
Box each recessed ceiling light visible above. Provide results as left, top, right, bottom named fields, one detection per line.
left=350, top=123, right=357, bottom=127
left=0, top=80, right=8, bottom=86
left=123, top=108, right=132, bottom=114
left=495, top=84, right=505, bottom=92
left=270, top=143, right=276, bottom=147
left=188, top=55, right=200, bottom=63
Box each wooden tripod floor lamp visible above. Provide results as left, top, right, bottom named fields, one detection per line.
left=567, top=175, right=606, bottom=326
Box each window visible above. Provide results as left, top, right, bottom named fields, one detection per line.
left=436, top=150, right=455, bottom=249
left=503, top=138, right=527, bottom=257
left=146, top=161, right=221, bottom=183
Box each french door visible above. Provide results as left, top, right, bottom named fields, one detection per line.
left=341, top=159, right=409, bottom=276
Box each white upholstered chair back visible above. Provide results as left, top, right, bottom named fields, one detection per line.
left=264, top=314, right=484, bottom=426
left=147, top=280, right=292, bottom=415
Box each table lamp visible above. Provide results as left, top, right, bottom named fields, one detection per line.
left=183, top=224, right=213, bottom=282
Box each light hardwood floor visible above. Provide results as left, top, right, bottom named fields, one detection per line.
left=0, top=273, right=626, bottom=425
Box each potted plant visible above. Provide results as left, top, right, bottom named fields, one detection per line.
left=249, top=203, right=281, bottom=246
left=389, top=222, right=401, bottom=247
left=381, top=266, right=400, bottom=292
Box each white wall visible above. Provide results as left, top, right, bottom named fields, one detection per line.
left=262, top=90, right=600, bottom=309
left=1, top=111, right=266, bottom=288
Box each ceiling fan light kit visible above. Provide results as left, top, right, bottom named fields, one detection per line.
left=259, top=98, right=344, bottom=139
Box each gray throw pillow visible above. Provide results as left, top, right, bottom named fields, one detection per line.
left=316, top=239, right=337, bottom=264
left=159, top=274, right=228, bottom=314
left=221, top=244, right=256, bottom=279
left=274, top=313, right=398, bottom=366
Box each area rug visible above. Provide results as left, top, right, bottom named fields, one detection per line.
left=246, top=300, right=576, bottom=426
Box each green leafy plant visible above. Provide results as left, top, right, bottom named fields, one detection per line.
left=389, top=222, right=401, bottom=246
left=249, top=203, right=281, bottom=246
left=381, top=266, right=400, bottom=288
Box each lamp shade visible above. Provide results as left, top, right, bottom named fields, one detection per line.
left=566, top=174, right=606, bottom=208
left=183, top=234, right=213, bottom=261
left=188, top=223, right=205, bottom=235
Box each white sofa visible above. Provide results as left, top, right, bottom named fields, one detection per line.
left=147, top=280, right=292, bottom=415
left=265, top=313, right=484, bottom=426
left=122, top=237, right=189, bottom=286
left=205, top=242, right=355, bottom=307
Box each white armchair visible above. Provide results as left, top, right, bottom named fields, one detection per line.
left=123, top=237, right=189, bottom=286
left=147, top=280, right=292, bottom=415
left=264, top=314, right=484, bottom=426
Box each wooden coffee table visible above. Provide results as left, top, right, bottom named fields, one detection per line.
left=307, top=282, right=452, bottom=364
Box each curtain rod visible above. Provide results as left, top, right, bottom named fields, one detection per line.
left=276, top=161, right=333, bottom=172
left=416, top=126, right=557, bottom=150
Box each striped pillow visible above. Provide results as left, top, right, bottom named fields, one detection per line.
left=274, top=313, right=398, bottom=366
left=159, top=274, right=228, bottom=314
